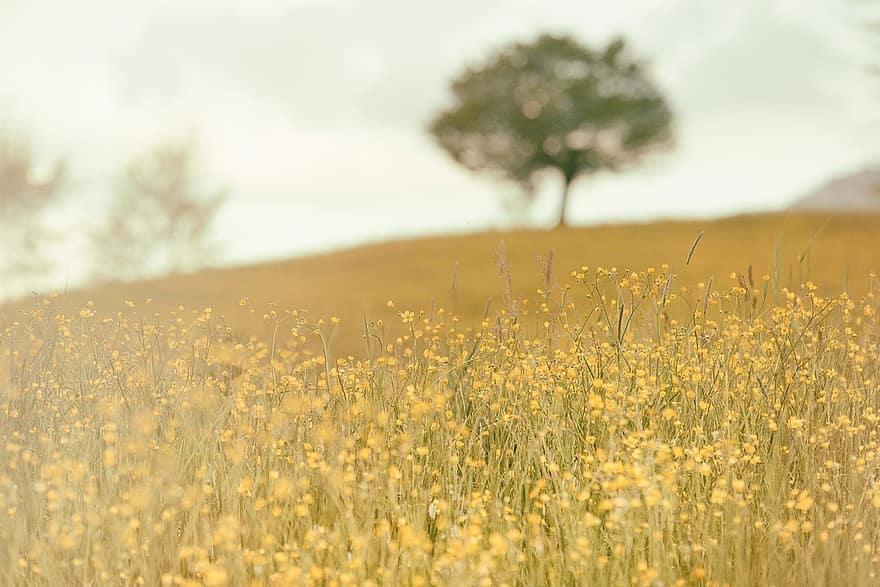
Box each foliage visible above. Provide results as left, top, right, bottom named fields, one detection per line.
left=429, top=34, right=674, bottom=226
left=2, top=264, right=880, bottom=585
left=0, top=130, right=65, bottom=288
left=90, top=139, right=226, bottom=281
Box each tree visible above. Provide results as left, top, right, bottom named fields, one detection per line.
left=429, top=34, right=675, bottom=227
left=91, top=139, right=226, bottom=281
left=0, top=130, right=65, bottom=288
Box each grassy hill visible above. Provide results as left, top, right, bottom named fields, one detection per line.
left=6, top=211, right=880, bottom=585
left=5, top=212, right=880, bottom=355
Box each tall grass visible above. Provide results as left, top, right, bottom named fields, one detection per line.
left=1, top=265, right=879, bottom=585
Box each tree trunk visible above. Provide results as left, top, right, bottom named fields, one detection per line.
left=556, top=177, right=572, bottom=228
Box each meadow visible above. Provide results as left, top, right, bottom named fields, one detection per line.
left=17, top=212, right=879, bottom=357
left=2, top=212, right=880, bottom=585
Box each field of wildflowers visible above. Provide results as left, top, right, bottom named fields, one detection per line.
left=2, top=264, right=880, bottom=585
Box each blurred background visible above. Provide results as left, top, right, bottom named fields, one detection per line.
left=1, top=0, right=878, bottom=303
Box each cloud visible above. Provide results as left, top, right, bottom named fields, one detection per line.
left=109, top=0, right=685, bottom=129
left=638, top=0, right=862, bottom=115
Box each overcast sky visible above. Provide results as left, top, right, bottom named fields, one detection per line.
left=1, top=0, right=878, bottom=289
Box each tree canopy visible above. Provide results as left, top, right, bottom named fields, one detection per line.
left=0, top=130, right=65, bottom=287
left=91, top=139, right=226, bottom=280
left=429, top=34, right=674, bottom=226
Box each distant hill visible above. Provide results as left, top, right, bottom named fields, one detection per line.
left=792, top=168, right=880, bottom=211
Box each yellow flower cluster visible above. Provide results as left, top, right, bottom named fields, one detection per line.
left=1, top=267, right=879, bottom=585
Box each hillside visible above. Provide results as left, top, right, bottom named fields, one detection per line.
left=791, top=167, right=880, bottom=212
left=4, top=212, right=880, bottom=356
left=7, top=220, right=880, bottom=584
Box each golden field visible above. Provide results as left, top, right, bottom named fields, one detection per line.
left=2, top=212, right=880, bottom=585
left=6, top=212, right=878, bottom=357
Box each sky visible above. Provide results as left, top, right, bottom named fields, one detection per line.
left=1, top=0, right=878, bottom=293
